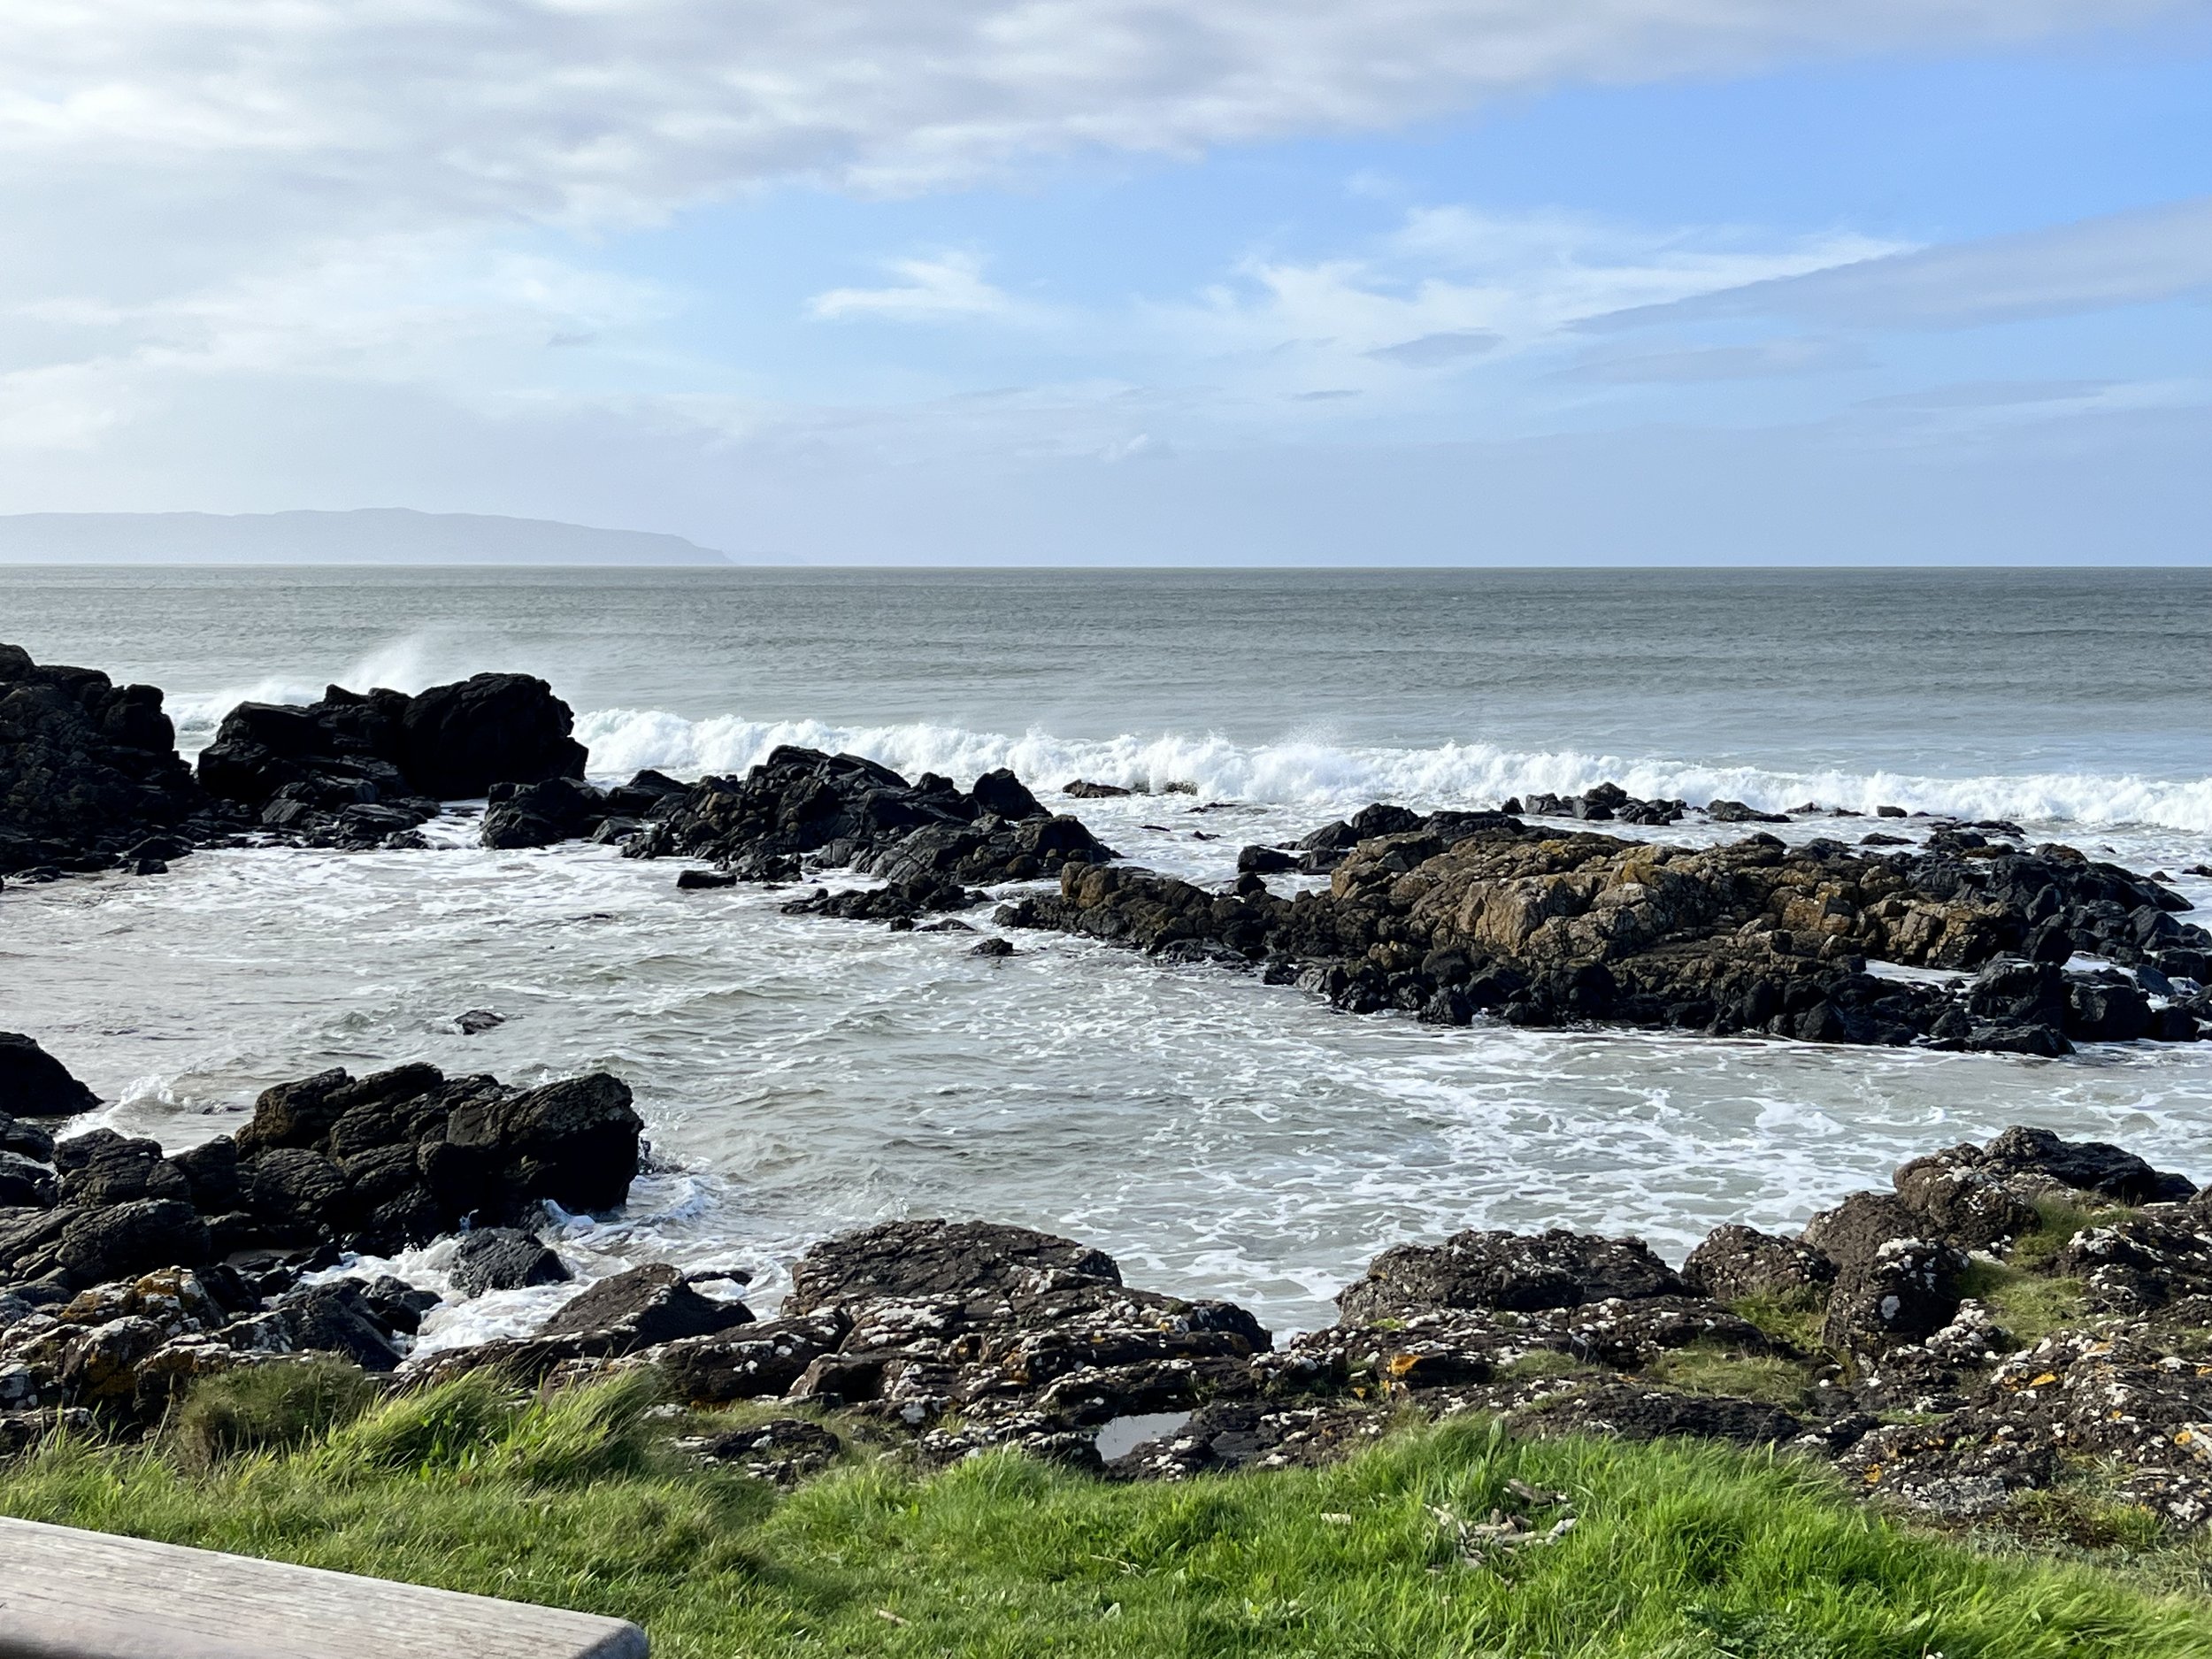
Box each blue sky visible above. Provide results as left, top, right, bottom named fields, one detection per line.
left=1, top=2, right=2208, bottom=563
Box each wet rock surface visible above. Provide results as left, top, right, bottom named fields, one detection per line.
left=622, top=747, right=1116, bottom=902
left=993, top=797, right=2208, bottom=1052
left=0, top=1034, right=102, bottom=1119
left=9, top=1110, right=2212, bottom=1542
left=1, top=643, right=221, bottom=877
left=196, top=672, right=588, bottom=837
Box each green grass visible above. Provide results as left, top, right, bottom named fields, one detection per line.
left=4, top=1372, right=2209, bottom=1658
left=1957, top=1260, right=2092, bottom=1348
left=1727, top=1289, right=1830, bottom=1356
left=1644, top=1345, right=1820, bottom=1410
left=2010, top=1198, right=2136, bottom=1271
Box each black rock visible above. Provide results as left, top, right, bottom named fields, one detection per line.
left=450, top=1227, right=571, bottom=1297
left=54, top=1131, right=192, bottom=1208
left=1822, top=1237, right=1969, bottom=1354
left=1336, top=1229, right=1686, bottom=1323
left=1978, top=1125, right=2196, bottom=1204
left=1236, top=845, right=1298, bottom=875
left=970, top=768, right=1046, bottom=820
left=278, top=1279, right=405, bottom=1371
left=0, top=645, right=211, bottom=877
left=441, top=1072, right=643, bottom=1217
left=625, top=747, right=1116, bottom=890
left=1680, top=1225, right=1836, bottom=1305
left=453, top=1009, right=505, bottom=1035
left=0, top=1034, right=101, bottom=1118
left=55, top=1198, right=211, bottom=1286
left=535, top=1263, right=754, bottom=1355
left=0, top=1149, right=57, bottom=1209
left=787, top=1219, right=1122, bottom=1314
left=196, top=672, right=587, bottom=831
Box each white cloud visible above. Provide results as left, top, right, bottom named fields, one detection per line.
left=1591, top=196, right=2212, bottom=331
left=1151, top=208, right=1902, bottom=397
left=808, top=254, right=1020, bottom=323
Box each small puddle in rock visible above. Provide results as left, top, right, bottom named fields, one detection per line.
left=1094, top=1411, right=1192, bottom=1462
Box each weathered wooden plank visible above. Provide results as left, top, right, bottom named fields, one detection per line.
left=0, top=1517, right=648, bottom=1659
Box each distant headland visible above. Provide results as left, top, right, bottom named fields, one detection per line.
left=0, top=508, right=731, bottom=565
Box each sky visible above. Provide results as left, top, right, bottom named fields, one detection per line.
left=2, top=1, right=2209, bottom=565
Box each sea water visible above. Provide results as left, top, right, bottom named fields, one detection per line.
left=3, top=565, right=2208, bottom=1350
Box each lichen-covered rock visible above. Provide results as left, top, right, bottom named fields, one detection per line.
left=998, top=803, right=2208, bottom=1049
left=1822, top=1236, right=1970, bottom=1355
left=1336, top=1228, right=1684, bottom=1324
left=1681, top=1225, right=1836, bottom=1304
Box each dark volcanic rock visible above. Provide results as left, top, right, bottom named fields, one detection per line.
left=0, top=644, right=212, bottom=877
left=786, top=1219, right=1122, bottom=1314
left=1336, top=1229, right=1685, bottom=1323
left=396, top=674, right=590, bottom=800
left=1525, top=1383, right=1804, bottom=1448
left=1822, top=1236, right=1969, bottom=1354
left=0, top=1063, right=649, bottom=1279
left=1680, top=1225, right=1836, bottom=1304
left=56, top=1199, right=211, bottom=1287
left=195, top=672, right=589, bottom=844
left=996, top=804, right=2209, bottom=1052
left=449, top=1227, right=570, bottom=1297
left=625, top=746, right=1115, bottom=888
left=0, top=1035, right=101, bottom=1118
left=1978, top=1125, right=2196, bottom=1204
left=536, top=1263, right=754, bottom=1354
left=55, top=1131, right=192, bottom=1208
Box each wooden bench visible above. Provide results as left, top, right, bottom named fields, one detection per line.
left=0, top=1517, right=648, bottom=1659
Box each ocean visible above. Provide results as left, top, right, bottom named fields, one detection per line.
left=4, top=565, right=2210, bottom=1349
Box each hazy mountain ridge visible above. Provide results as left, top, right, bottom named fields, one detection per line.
left=0, top=509, right=730, bottom=565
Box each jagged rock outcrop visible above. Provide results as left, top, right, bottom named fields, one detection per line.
left=195, top=672, right=588, bottom=846
left=0, top=1063, right=641, bottom=1297
left=624, top=748, right=1115, bottom=906
left=999, top=807, right=2208, bottom=1051
left=0, top=643, right=216, bottom=877
left=11, top=1116, right=2212, bottom=1536
left=0, top=1035, right=101, bottom=1118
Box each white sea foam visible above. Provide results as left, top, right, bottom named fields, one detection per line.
left=575, top=705, right=2212, bottom=833
left=165, top=630, right=511, bottom=747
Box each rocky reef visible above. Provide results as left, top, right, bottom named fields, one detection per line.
left=998, top=807, right=2210, bottom=1053
left=0, top=1048, right=648, bottom=1435
left=0, top=643, right=220, bottom=879
left=620, top=745, right=1118, bottom=906
left=8, top=1029, right=2212, bottom=1536
left=196, top=672, right=591, bottom=847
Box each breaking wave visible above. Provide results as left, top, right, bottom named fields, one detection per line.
left=573, top=706, right=2212, bottom=833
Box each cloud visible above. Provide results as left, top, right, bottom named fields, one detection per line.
left=4, top=2, right=2188, bottom=229
left=1857, top=379, right=2120, bottom=409
left=1557, top=336, right=1866, bottom=381
left=1156, top=209, right=1901, bottom=390
left=1367, top=330, right=1500, bottom=367
left=808, top=254, right=1020, bottom=323
left=1590, top=196, right=2212, bottom=333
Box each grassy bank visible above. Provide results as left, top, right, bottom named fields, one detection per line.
left=3, top=1372, right=2208, bottom=1658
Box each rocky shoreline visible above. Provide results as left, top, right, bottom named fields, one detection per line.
left=5, top=1033, right=2212, bottom=1532
left=7, top=641, right=2206, bottom=1055
left=10, top=641, right=2212, bottom=1532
